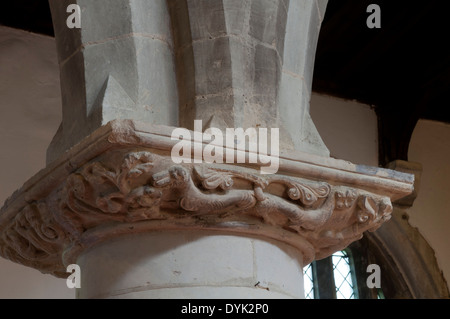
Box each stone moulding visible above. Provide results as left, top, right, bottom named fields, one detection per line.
left=0, top=120, right=414, bottom=278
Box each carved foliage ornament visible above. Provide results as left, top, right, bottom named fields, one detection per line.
left=0, top=151, right=393, bottom=276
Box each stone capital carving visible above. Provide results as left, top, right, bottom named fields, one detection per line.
left=0, top=120, right=413, bottom=277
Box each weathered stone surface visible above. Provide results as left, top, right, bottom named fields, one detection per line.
left=369, top=208, right=450, bottom=298
left=0, top=120, right=413, bottom=278
left=173, top=0, right=329, bottom=155
left=47, top=0, right=179, bottom=163
left=48, top=0, right=330, bottom=164
left=387, top=160, right=422, bottom=207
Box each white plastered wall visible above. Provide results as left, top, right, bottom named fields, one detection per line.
left=408, top=119, right=450, bottom=287
left=310, top=93, right=379, bottom=167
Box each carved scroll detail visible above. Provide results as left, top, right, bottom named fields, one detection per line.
left=0, top=151, right=394, bottom=276
left=0, top=203, right=67, bottom=277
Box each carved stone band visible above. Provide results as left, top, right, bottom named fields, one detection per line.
left=0, top=120, right=414, bottom=277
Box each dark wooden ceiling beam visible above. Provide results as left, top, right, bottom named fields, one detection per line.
left=336, top=2, right=434, bottom=84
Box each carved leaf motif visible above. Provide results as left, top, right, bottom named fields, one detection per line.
left=379, top=199, right=393, bottom=220
left=122, top=152, right=155, bottom=174
left=194, top=166, right=234, bottom=190
left=152, top=166, right=189, bottom=188
left=63, top=152, right=163, bottom=217
left=68, top=174, right=88, bottom=202
left=2, top=203, right=64, bottom=261
left=126, top=186, right=162, bottom=208
left=39, top=224, right=59, bottom=241
left=64, top=174, right=106, bottom=215
left=84, top=162, right=116, bottom=186
left=335, top=190, right=358, bottom=209
left=4, top=228, right=47, bottom=260
left=357, top=196, right=377, bottom=223
left=96, top=192, right=124, bottom=214
left=118, top=152, right=155, bottom=193
left=0, top=149, right=399, bottom=278
left=24, top=203, right=63, bottom=243
left=366, top=199, right=393, bottom=232
left=284, top=181, right=331, bottom=207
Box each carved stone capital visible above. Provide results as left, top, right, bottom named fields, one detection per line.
left=0, top=120, right=413, bottom=277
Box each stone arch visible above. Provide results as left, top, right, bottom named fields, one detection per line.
left=357, top=209, right=449, bottom=298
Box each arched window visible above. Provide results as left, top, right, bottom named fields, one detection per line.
left=303, top=243, right=384, bottom=299
left=304, top=211, right=450, bottom=299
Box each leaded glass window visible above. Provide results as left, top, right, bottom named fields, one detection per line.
left=331, top=250, right=358, bottom=299
left=303, top=263, right=315, bottom=299
left=303, top=248, right=376, bottom=299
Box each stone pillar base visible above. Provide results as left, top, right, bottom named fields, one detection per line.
left=77, top=231, right=304, bottom=299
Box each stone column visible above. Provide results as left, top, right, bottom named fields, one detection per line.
left=46, top=0, right=329, bottom=163
left=0, top=0, right=414, bottom=299
left=47, top=0, right=180, bottom=164
left=77, top=231, right=305, bottom=298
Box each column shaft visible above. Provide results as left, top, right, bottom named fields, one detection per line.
left=77, top=231, right=304, bottom=299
